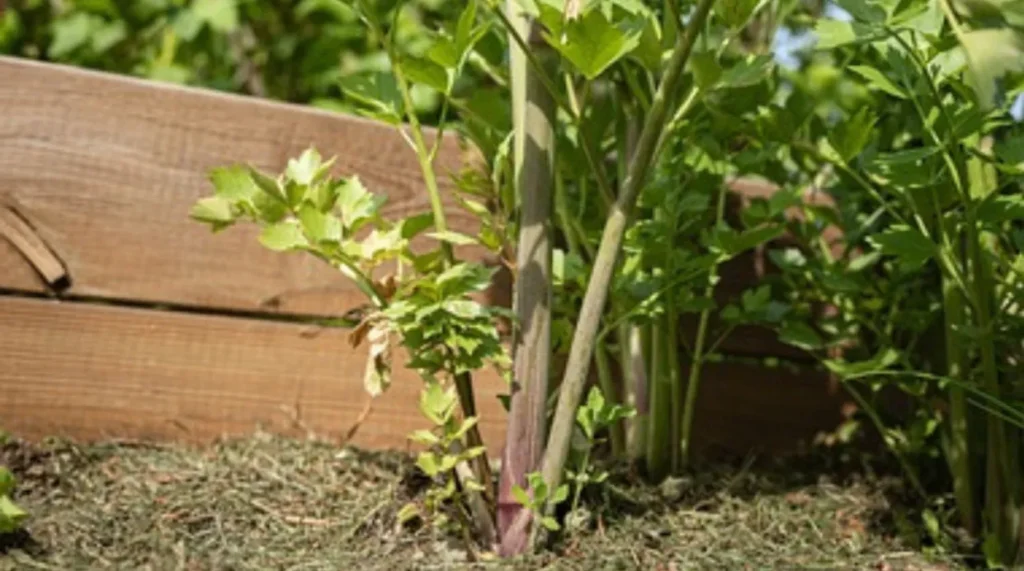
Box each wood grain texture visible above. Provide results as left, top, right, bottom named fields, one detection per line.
left=0, top=56, right=497, bottom=316
left=0, top=296, right=510, bottom=452
left=687, top=359, right=851, bottom=456
left=0, top=295, right=847, bottom=456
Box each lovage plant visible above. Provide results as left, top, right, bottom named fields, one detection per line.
left=714, top=0, right=1024, bottom=566
left=191, top=146, right=510, bottom=544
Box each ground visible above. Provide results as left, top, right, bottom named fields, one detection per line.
left=0, top=433, right=969, bottom=570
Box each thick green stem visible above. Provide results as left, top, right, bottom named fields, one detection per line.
left=970, top=226, right=1019, bottom=564
left=534, top=0, right=716, bottom=537
left=645, top=312, right=674, bottom=480
left=622, top=323, right=649, bottom=462
left=943, top=269, right=975, bottom=533
left=497, top=2, right=557, bottom=557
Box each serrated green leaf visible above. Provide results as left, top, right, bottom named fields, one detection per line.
left=401, top=56, right=451, bottom=94
left=286, top=148, right=326, bottom=187
left=542, top=9, right=644, bottom=80
left=814, top=19, right=879, bottom=49
left=443, top=299, right=486, bottom=319
left=398, top=213, right=435, bottom=239
left=251, top=191, right=289, bottom=224
left=190, top=197, right=234, bottom=225
left=409, top=429, right=440, bottom=446
left=260, top=221, right=309, bottom=251
left=976, top=194, right=1024, bottom=226
left=511, top=484, right=531, bottom=507
left=427, top=37, right=461, bottom=69
left=849, top=65, right=907, bottom=99
left=711, top=223, right=785, bottom=257
left=869, top=225, right=936, bottom=270
left=960, top=28, right=1024, bottom=108
left=691, top=52, right=722, bottom=90
left=439, top=455, right=459, bottom=472
left=995, top=132, right=1024, bottom=173
left=298, top=205, right=342, bottom=243
left=453, top=416, right=480, bottom=441
left=416, top=452, right=440, bottom=477
left=721, top=54, right=774, bottom=88
left=248, top=167, right=285, bottom=202
left=209, top=166, right=259, bottom=202
left=419, top=381, right=457, bottom=425
left=829, top=107, right=876, bottom=162
left=340, top=71, right=404, bottom=124
left=337, top=177, right=380, bottom=230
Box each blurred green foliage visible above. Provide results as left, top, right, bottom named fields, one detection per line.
left=0, top=0, right=490, bottom=120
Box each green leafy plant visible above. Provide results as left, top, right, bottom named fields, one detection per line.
left=566, top=387, right=634, bottom=512
left=511, top=472, right=568, bottom=533
left=192, top=143, right=510, bottom=544
left=399, top=381, right=491, bottom=536
left=0, top=467, right=27, bottom=534
left=1, top=0, right=472, bottom=120
left=738, top=1, right=1024, bottom=566
left=183, top=0, right=1024, bottom=564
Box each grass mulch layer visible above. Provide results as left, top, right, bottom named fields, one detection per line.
left=0, top=432, right=970, bottom=570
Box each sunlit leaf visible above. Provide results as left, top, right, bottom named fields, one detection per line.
left=190, top=197, right=234, bottom=225
left=849, top=65, right=906, bottom=99
left=824, top=348, right=902, bottom=378
left=511, top=485, right=531, bottom=507
left=340, top=71, right=404, bottom=124
left=401, top=55, right=451, bottom=94
left=192, top=0, right=239, bottom=33
left=540, top=8, right=644, bottom=80
left=260, top=221, right=309, bottom=251
left=428, top=230, right=479, bottom=246
left=959, top=28, right=1024, bottom=108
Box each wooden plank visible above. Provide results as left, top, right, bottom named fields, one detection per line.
left=0, top=56, right=504, bottom=316
left=0, top=296, right=510, bottom=454
left=0, top=295, right=849, bottom=456
left=687, top=360, right=851, bottom=456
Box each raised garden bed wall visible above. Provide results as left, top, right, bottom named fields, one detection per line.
left=0, top=56, right=850, bottom=458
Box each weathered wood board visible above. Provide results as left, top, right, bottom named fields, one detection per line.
left=0, top=295, right=510, bottom=452
left=0, top=296, right=847, bottom=456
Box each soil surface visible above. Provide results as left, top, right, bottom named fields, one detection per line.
left=0, top=433, right=970, bottom=570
